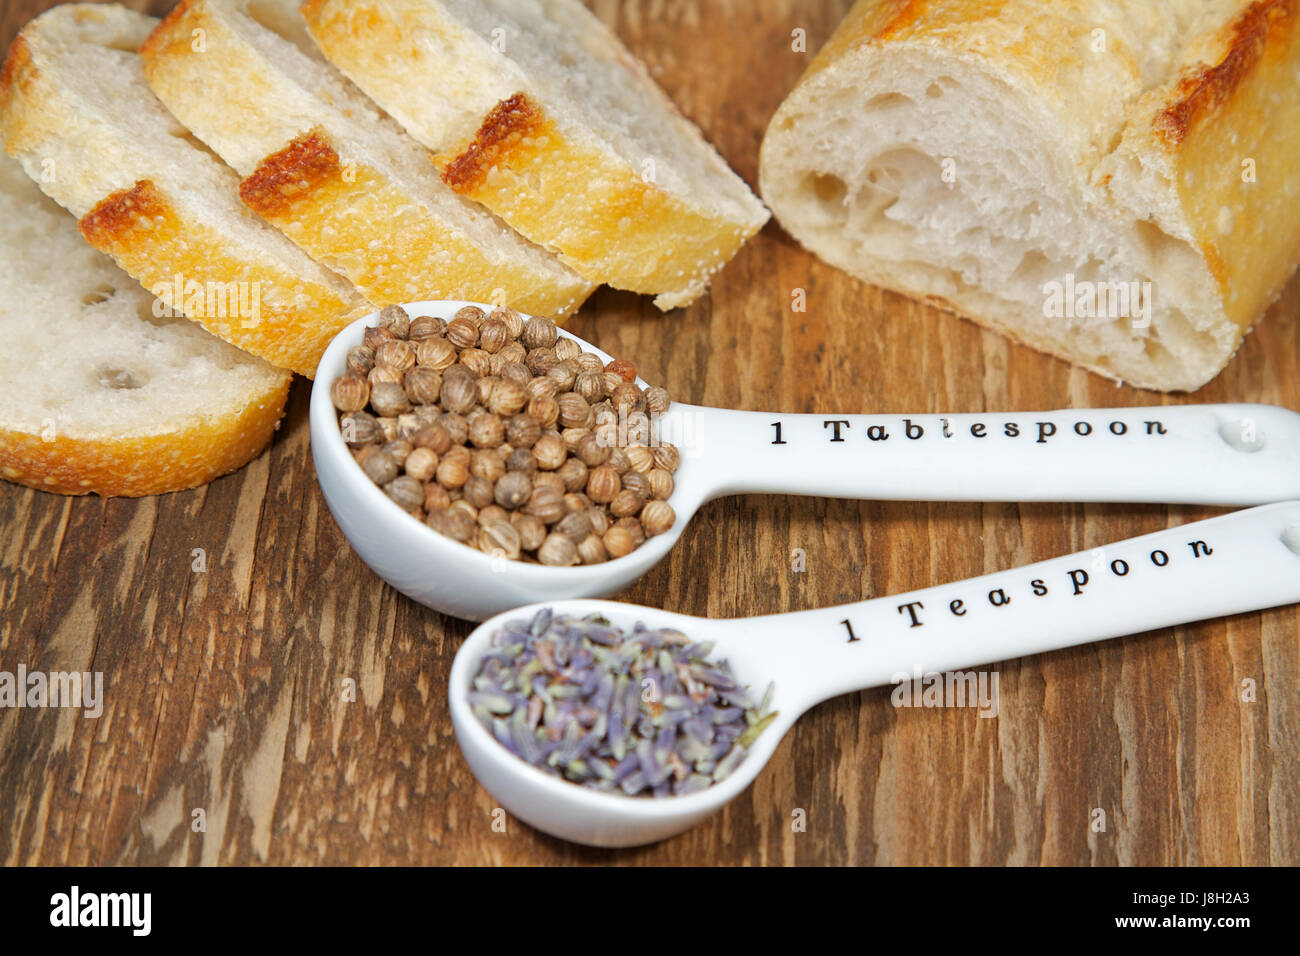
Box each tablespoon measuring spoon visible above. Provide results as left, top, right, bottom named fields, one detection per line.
left=449, top=500, right=1300, bottom=847
left=310, top=300, right=1300, bottom=621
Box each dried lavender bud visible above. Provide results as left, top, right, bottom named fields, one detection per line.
left=330, top=374, right=369, bottom=412
left=409, top=315, right=446, bottom=341
left=403, top=365, right=442, bottom=405
left=469, top=610, right=776, bottom=796
left=537, top=533, right=577, bottom=566
left=522, top=315, right=558, bottom=350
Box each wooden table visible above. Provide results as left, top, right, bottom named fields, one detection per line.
left=3, top=0, right=1297, bottom=866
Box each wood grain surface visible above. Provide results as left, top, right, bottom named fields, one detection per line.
left=2, top=0, right=1298, bottom=866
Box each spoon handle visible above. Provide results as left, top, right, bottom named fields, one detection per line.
left=674, top=403, right=1300, bottom=505
left=737, top=502, right=1300, bottom=711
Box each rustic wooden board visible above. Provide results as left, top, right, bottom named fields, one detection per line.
left=1, top=0, right=1297, bottom=866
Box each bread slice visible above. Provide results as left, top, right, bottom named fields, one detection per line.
left=140, top=0, right=594, bottom=322
left=0, top=152, right=291, bottom=497
left=759, top=0, right=1300, bottom=393
left=300, top=0, right=770, bottom=310
left=0, top=3, right=368, bottom=378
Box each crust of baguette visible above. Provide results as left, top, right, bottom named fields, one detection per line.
left=301, top=0, right=768, bottom=310
left=436, top=91, right=755, bottom=309
left=76, top=179, right=363, bottom=378
left=142, top=0, right=594, bottom=321
left=761, top=0, right=1300, bottom=392
left=0, top=384, right=289, bottom=497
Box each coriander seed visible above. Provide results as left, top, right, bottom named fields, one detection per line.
left=458, top=347, right=491, bottom=376
left=603, top=525, right=636, bottom=558
left=611, top=382, right=644, bottom=413
left=644, top=386, right=670, bottom=415
left=470, top=448, right=507, bottom=483
left=487, top=378, right=527, bottom=416
left=341, top=411, right=382, bottom=446
left=403, top=365, right=442, bottom=405
left=346, top=345, right=375, bottom=377
left=405, top=446, right=438, bottom=482
left=331, top=374, right=370, bottom=412
left=537, top=532, right=577, bottom=566
left=555, top=510, right=593, bottom=541
left=448, top=499, right=479, bottom=523
left=368, top=365, right=404, bottom=388
left=533, top=471, right=566, bottom=495
left=375, top=339, right=416, bottom=371
left=453, top=305, right=486, bottom=327
left=504, top=447, right=537, bottom=475
left=556, top=457, right=588, bottom=492
left=427, top=507, right=474, bottom=542
left=385, top=475, right=423, bottom=511
left=416, top=337, right=457, bottom=371
left=423, top=482, right=451, bottom=512
left=525, top=348, right=558, bottom=376
left=547, top=361, right=577, bottom=392
left=505, top=414, right=541, bottom=448
left=532, top=433, right=566, bottom=470
left=557, top=393, right=592, bottom=429
left=362, top=448, right=399, bottom=485
left=381, top=440, right=413, bottom=467
left=413, top=422, right=451, bottom=455
left=436, top=454, right=469, bottom=489
left=377, top=303, right=411, bottom=337
left=615, top=516, right=646, bottom=547
left=587, top=507, right=610, bottom=536
left=625, top=445, right=655, bottom=473
left=370, top=381, right=412, bottom=418
left=463, top=475, right=495, bottom=509
left=648, top=468, right=674, bottom=500
left=576, top=433, right=611, bottom=467
left=522, top=315, right=558, bottom=350
left=527, top=395, right=559, bottom=428
left=478, top=504, right=509, bottom=526
left=502, top=362, right=533, bottom=388
left=586, top=465, right=621, bottom=504
left=408, top=314, right=446, bottom=341
left=494, top=472, right=532, bottom=509
left=653, top=442, right=681, bottom=473
left=573, top=371, right=605, bottom=403
left=440, top=369, right=478, bottom=415
left=468, top=410, right=505, bottom=449
left=524, top=485, right=567, bottom=523
left=621, top=470, right=650, bottom=498
left=553, top=337, right=581, bottom=362
left=605, top=358, right=637, bottom=383
left=640, top=500, right=675, bottom=536
left=511, top=512, right=547, bottom=551
left=363, top=325, right=395, bottom=350
left=575, top=353, right=604, bottom=375
left=478, top=520, right=522, bottom=560
left=576, top=533, right=607, bottom=565
left=479, top=318, right=508, bottom=353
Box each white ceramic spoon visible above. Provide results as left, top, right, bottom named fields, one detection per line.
left=449, top=500, right=1300, bottom=847
left=310, top=300, right=1300, bottom=621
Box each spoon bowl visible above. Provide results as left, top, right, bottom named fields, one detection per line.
left=312, top=300, right=1300, bottom=621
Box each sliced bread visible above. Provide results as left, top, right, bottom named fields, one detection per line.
left=0, top=3, right=368, bottom=378
left=0, top=152, right=291, bottom=497
left=301, top=0, right=770, bottom=310
left=141, top=0, right=594, bottom=322
left=758, top=0, right=1300, bottom=392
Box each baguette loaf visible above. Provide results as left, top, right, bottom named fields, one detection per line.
left=0, top=152, right=291, bottom=497
left=759, top=0, right=1300, bottom=392
left=141, top=0, right=594, bottom=321
left=0, top=3, right=368, bottom=378
left=300, top=0, right=770, bottom=310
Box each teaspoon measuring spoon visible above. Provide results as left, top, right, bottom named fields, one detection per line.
left=310, top=300, right=1300, bottom=621
left=449, top=500, right=1300, bottom=847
